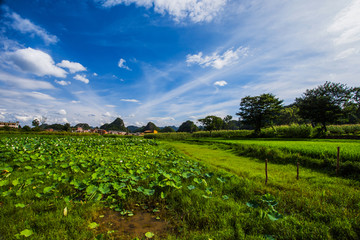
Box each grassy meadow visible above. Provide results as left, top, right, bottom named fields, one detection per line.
left=0, top=134, right=360, bottom=239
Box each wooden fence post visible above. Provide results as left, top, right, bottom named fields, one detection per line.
left=336, top=147, right=340, bottom=176
left=296, top=161, right=299, bottom=180
left=265, top=158, right=268, bottom=185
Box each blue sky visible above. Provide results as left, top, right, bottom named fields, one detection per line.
left=0, top=0, right=359, bottom=127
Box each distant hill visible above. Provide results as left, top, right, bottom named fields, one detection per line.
left=127, top=125, right=140, bottom=133
left=100, top=118, right=127, bottom=131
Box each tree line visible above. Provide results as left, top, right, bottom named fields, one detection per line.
left=190, top=82, right=359, bottom=135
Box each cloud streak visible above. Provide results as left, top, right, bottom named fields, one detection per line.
left=5, top=8, right=58, bottom=45
left=99, top=0, right=228, bottom=23
left=186, top=47, right=249, bottom=69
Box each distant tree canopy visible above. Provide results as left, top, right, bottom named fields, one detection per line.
left=237, top=93, right=283, bottom=134
left=161, top=126, right=176, bottom=133
left=75, top=123, right=91, bottom=130
left=100, top=118, right=127, bottom=131
left=143, top=122, right=160, bottom=131
left=177, top=120, right=198, bottom=133
left=198, top=116, right=223, bottom=133
left=295, top=82, right=354, bottom=132
left=222, top=115, right=233, bottom=130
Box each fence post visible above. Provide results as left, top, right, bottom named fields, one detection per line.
left=265, top=158, right=268, bottom=185
left=296, top=161, right=299, bottom=180
left=336, top=147, right=340, bottom=176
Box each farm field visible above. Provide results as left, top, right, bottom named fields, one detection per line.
left=189, top=138, right=360, bottom=179
left=1, top=135, right=360, bottom=239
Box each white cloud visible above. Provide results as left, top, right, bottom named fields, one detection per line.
left=57, top=60, right=87, bottom=73
left=0, top=71, right=55, bottom=89
left=25, top=91, right=56, bottom=101
left=55, top=80, right=71, bottom=86
left=118, top=58, right=131, bottom=70
left=214, top=80, right=227, bottom=87
left=328, top=1, right=360, bottom=45
left=99, top=0, right=228, bottom=23
left=186, top=47, right=249, bottom=69
left=105, top=105, right=116, bottom=108
left=71, top=100, right=80, bottom=104
left=58, top=109, right=67, bottom=115
left=6, top=10, right=58, bottom=45
left=73, top=74, right=89, bottom=84
left=103, top=112, right=111, bottom=117
left=93, top=73, right=98, bottom=76
left=120, top=99, right=140, bottom=103
left=6, top=48, right=67, bottom=77
left=15, top=115, right=33, bottom=122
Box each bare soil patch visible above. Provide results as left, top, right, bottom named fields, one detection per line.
left=94, top=206, right=174, bottom=239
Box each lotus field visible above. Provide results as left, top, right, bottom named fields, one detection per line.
left=0, top=136, right=225, bottom=239
left=1, top=135, right=360, bottom=239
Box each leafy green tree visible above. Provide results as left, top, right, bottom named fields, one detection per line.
left=223, top=115, right=233, bottom=130
left=237, top=93, right=283, bottom=135
left=295, top=82, right=352, bottom=132
left=275, top=104, right=304, bottom=125
left=161, top=126, right=175, bottom=132
left=177, top=120, right=198, bottom=133
left=198, top=116, right=223, bottom=134
left=22, top=125, right=31, bottom=131
left=75, top=123, right=91, bottom=130
left=32, top=119, right=40, bottom=128
left=63, top=123, right=71, bottom=132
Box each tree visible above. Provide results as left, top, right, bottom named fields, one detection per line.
left=198, top=116, right=223, bottom=134
left=161, top=126, right=176, bottom=133
left=75, top=123, right=91, bottom=130
left=223, top=115, right=233, bottom=130
left=237, top=93, right=283, bottom=135
left=275, top=104, right=304, bottom=125
left=63, top=123, right=71, bottom=132
left=177, top=120, right=198, bottom=133
left=295, top=82, right=352, bottom=132
left=32, top=119, right=40, bottom=128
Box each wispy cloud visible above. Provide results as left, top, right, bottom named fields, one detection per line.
left=98, top=0, right=228, bottom=23
left=55, top=80, right=71, bottom=86
left=186, top=47, right=249, bottom=69
left=73, top=74, right=89, bottom=84
left=0, top=71, right=55, bottom=89
left=118, top=58, right=131, bottom=71
left=4, top=8, right=58, bottom=45
left=120, top=99, right=140, bottom=103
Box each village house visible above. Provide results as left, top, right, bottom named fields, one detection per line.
left=0, top=121, right=20, bottom=128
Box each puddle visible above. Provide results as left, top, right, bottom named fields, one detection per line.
left=94, top=207, right=174, bottom=239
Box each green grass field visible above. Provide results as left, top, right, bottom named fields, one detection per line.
left=1, top=135, right=360, bottom=239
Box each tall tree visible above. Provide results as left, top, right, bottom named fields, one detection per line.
left=177, top=120, right=198, bottom=133
left=32, top=119, right=40, bottom=128
left=237, top=93, right=283, bottom=135
left=223, top=115, right=233, bottom=130
left=198, top=116, right=223, bottom=134
left=295, top=82, right=352, bottom=132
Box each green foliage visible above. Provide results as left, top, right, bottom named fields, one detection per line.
left=237, top=93, right=284, bottom=135
left=177, top=120, right=198, bottom=133
left=161, top=126, right=176, bottom=133
left=247, top=194, right=284, bottom=221
left=100, top=117, right=127, bottom=131
left=295, top=82, right=353, bottom=132
left=198, top=116, right=224, bottom=133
